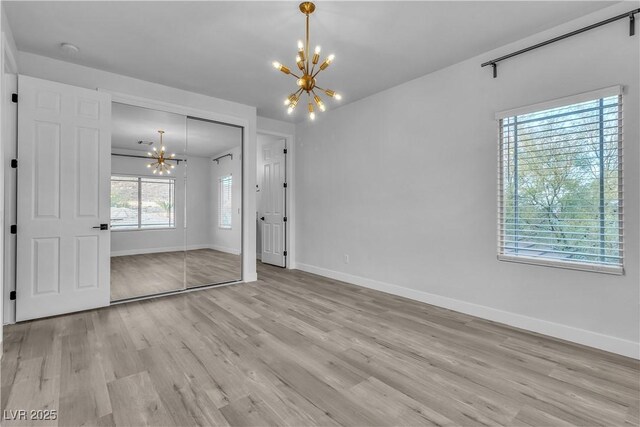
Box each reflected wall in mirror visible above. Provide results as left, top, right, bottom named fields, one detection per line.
left=110, top=102, right=187, bottom=301
left=185, top=117, right=243, bottom=287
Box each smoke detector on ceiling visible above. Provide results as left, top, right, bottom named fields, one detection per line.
left=59, top=43, right=80, bottom=55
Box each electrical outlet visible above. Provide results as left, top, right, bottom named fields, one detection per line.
left=343, top=254, right=349, bottom=264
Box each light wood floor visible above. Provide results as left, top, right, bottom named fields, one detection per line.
left=110, top=249, right=241, bottom=301
left=2, top=263, right=639, bottom=426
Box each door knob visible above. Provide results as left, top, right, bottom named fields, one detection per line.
left=260, top=216, right=265, bottom=221
left=92, top=224, right=109, bottom=230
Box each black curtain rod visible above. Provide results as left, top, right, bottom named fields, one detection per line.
left=111, top=153, right=185, bottom=164
left=482, top=8, right=639, bottom=78
left=213, top=153, right=233, bottom=164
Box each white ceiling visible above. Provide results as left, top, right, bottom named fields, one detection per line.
left=112, top=102, right=241, bottom=157
left=6, top=1, right=617, bottom=122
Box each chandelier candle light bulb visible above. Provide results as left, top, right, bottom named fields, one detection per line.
left=272, top=2, right=342, bottom=120
left=319, top=54, right=334, bottom=71
left=308, top=102, right=315, bottom=120
left=313, top=94, right=326, bottom=111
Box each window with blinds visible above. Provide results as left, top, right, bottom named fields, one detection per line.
left=110, top=176, right=176, bottom=230
left=219, top=175, right=233, bottom=229
left=497, top=87, right=623, bottom=274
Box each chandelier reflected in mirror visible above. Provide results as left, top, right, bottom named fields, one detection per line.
left=147, top=130, right=176, bottom=175
left=272, top=2, right=342, bottom=120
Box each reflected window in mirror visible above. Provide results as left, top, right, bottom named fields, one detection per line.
left=218, top=175, right=233, bottom=229
left=110, top=175, right=176, bottom=230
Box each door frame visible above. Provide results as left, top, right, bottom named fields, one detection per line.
left=101, top=90, right=252, bottom=300
left=2, top=33, right=19, bottom=325
left=257, top=129, right=295, bottom=270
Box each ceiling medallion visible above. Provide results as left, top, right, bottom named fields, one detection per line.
left=272, top=2, right=342, bottom=120
left=147, top=130, right=176, bottom=175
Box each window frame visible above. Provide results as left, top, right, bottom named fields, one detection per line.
left=496, top=86, right=624, bottom=275
left=110, top=174, right=177, bottom=231
left=218, top=174, right=233, bottom=230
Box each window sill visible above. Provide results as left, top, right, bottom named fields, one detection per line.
left=111, top=226, right=177, bottom=232
left=497, top=254, right=623, bottom=275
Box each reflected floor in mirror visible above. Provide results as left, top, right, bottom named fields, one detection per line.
left=111, top=249, right=241, bottom=301
left=186, top=249, right=242, bottom=288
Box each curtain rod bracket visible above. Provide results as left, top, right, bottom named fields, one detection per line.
left=492, top=63, right=497, bottom=78
left=631, top=13, right=636, bottom=36
left=213, top=153, right=233, bottom=164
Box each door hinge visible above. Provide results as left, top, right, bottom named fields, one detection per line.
left=11, top=159, right=17, bottom=168
left=11, top=93, right=17, bottom=103
left=283, top=183, right=287, bottom=188
left=10, top=224, right=17, bottom=234
left=283, top=251, right=287, bottom=257
left=283, top=148, right=288, bottom=154
left=10, top=291, right=16, bottom=300
left=283, top=217, right=287, bottom=222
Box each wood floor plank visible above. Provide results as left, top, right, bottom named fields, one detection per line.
left=2, top=356, right=60, bottom=427
left=138, top=345, right=229, bottom=426
left=3, top=262, right=638, bottom=426
left=57, top=331, right=111, bottom=426
left=107, top=371, right=173, bottom=427
left=219, top=394, right=284, bottom=427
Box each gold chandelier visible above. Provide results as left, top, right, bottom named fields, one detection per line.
left=147, top=130, right=176, bottom=175
left=272, top=2, right=342, bottom=120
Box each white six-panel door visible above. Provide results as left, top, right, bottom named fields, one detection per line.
left=16, top=75, right=111, bottom=321
left=261, top=139, right=286, bottom=267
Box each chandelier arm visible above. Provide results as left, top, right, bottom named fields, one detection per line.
left=289, top=70, right=302, bottom=79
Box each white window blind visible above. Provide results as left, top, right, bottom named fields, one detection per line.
left=219, top=175, right=233, bottom=229
left=497, top=87, right=623, bottom=274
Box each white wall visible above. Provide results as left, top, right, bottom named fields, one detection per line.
left=257, top=116, right=295, bottom=137
left=187, top=155, right=215, bottom=249
left=15, top=51, right=258, bottom=283
left=294, top=3, right=640, bottom=358
left=211, top=146, right=242, bottom=254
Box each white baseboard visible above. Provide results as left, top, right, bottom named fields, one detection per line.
left=210, top=244, right=241, bottom=255
left=244, top=273, right=258, bottom=282
left=111, top=244, right=240, bottom=257
left=296, top=262, right=640, bottom=360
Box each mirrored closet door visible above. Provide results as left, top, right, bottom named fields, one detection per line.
left=109, top=103, right=243, bottom=301
left=185, top=117, right=243, bottom=288
left=110, top=103, right=187, bottom=301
